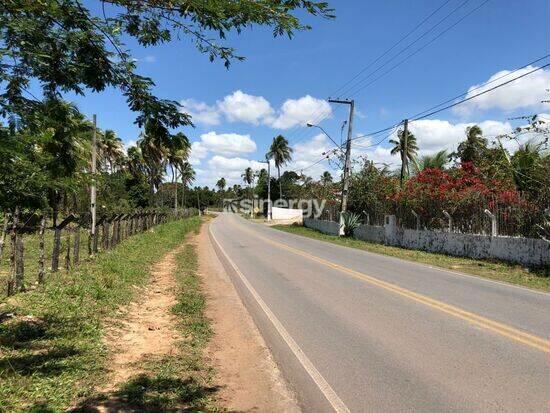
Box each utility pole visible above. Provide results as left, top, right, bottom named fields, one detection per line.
left=258, top=157, right=272, bottom=221
left=328, top=99, right=354, bottom=236
left=267, top=158, right=272, bottom=221
left=400, top=119, right=409, bottom=187
left=196, top=191, right=201, bottom=216
left=90, top=114, right=97, bottom=254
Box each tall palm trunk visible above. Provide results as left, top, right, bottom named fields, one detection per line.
left=278, top=166, right=282, bottom=200
left=172, top=165, right=178, bottom=212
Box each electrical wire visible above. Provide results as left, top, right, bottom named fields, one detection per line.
left=285, top=0, right=463, bottom=145
left=339, top=0, right=474, bottom=98
left=346, top=0, right=491, bottom=98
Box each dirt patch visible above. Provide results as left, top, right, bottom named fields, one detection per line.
left=79, top=245, right=185, bottom=411
left=198, top=221, right=301, bottom=413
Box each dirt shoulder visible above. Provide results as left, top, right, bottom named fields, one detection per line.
left=198, top=220, right=301, bottom=412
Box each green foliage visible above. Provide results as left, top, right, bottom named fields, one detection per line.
left=267, top=135, right=293, bottom=199
left=418, top=150, right=449, bottom=171
left=342, top=211, right=361, bottom=237
left=0, top=217, right=201, bottom=412
left=0, top=0, right=333, bottom=129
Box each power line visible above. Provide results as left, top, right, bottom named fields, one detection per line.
left=339, top=0, right=474, bottom=98
left=286, top=0, right=463, bottom=145
left=350, top=53, right=550, bottom=143
left=409, top=53, right=550, bottom=120
left=331, top=0, right=454, bottom=98
left=346, top=0, right=491, bottom=98
left=411, top=62, right=550, bottom=121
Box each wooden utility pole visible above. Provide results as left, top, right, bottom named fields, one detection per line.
left=90, top=114, right=97, bottom=254
left=267, top=158, right=272, bottom=221
left=400, top=119, right=409, bottom=187
left=328, top=99, right=354, bottom=236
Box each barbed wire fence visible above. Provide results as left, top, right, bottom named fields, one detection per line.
left=0, top=208, right=197, bottom=298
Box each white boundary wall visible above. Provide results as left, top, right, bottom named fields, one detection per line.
left=272, top=207, right=303, bottom=224
left=303, top=217, right=549, bottom=267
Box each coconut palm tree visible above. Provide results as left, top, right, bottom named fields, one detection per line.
left=126, top=146, right=146, bottom=178
left=418, top=150, right=449, bottom=171
left=216, top=177, right=226, bottom=192
left=99, top=130, right=125, bottom=173
left=456, top=125, right=487, bottom=165
left=179, top=162, right=195, bottom=208
left=321, top=171, right=333, bottom=185
left=267, top=135, right=293, bottom=199
left=390, top=128, right=419, bottom=186
left=166, top=132, right=190, bottom=211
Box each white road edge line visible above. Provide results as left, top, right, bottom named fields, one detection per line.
left=209, top=225, right=351, bottom=413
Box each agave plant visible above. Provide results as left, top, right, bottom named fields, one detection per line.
left=342, top=212, right=362, bottom=237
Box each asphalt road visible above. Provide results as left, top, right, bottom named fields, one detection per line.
left=209, top=213, right=550, bottom=413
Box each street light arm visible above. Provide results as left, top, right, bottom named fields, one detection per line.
left=307, top=123, right=344, bottom=152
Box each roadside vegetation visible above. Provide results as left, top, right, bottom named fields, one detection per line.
left=0, top=217, right=201, bottom=412
left=108, top=241, right=220, bottom=411
left=273, top=224, right=550, bottom=292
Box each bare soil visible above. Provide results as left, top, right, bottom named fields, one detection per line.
left=79, top=245, right=184, bottom=412
left=198, top=222, right=301, bottom=413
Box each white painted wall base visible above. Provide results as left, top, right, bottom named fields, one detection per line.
left=303, top=217, right=549, bottom=267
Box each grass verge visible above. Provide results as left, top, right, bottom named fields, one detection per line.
left=0, top=217, right=201, bottom=412
left=272, top=225, right=550, bottom=292
left=95, top=233, right=221, bottom=412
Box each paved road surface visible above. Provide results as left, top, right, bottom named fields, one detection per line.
left=209, top=214, right=550, bottom=412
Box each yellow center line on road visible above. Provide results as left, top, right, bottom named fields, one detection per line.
left=228, top=218, right=550, bottom=354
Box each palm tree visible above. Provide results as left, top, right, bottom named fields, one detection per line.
left=126, top=146, right=146, bottom=178
left=242, top=167, right=253, bottom=188
left=179, top=162, right=195, bottom=208
left=418, top=150, right=449, bottom=171
left=390, top=128, right=419, bottom=186
left=166, top=132, right=190, bottom=211
left=267, top=135, right=293, bottom=199
left=216, top=177, right=226, bottom=192
left=242, top=167, right=254, bottom=215
left=321, top=171, right=333, bottom=185
left=456, top=125, right=487, bottom=165
left=99, top=130, right=125, bottom=173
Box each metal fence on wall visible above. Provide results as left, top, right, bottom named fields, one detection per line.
left=314, top=193, right=549, bottom=240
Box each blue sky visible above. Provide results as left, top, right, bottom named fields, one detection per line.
left=70, top=0, right=550, bottom=186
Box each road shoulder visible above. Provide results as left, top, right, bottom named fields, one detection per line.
left=198, top=220, right=301, bottom=412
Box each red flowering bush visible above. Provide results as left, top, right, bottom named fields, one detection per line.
left=394, top=163, right=536, bottom=235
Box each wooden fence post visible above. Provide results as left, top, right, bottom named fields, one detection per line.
left=73, top=223, right=80, bottom=266
left=64, top=225, right=71, bottom=271
left=51, top=223, right=61, bottom=273
left=0, top=211, right=9, bottom=259
left=7, top=207, right=19, bottom=295
left=38, top=215, right=46, bottom=284
left=15, top=232, right=24, bottom=291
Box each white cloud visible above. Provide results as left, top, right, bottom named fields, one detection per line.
left=454, top=66, right=550, bottom=115
left=123, top=139, right=137, bottom=154
left=181, top=91, right=330, bottom=129
left=283, top=133, right=335, bottom=179
left=271, top=95, right=332, bottom=129
left=407, top=119, right=513, bottom=155
left=143, top=55, right=157, bottom=63
left=199, top=131, right=256, bottom=156
left=217, top=90, right=275, bottom=125
left=180, top=98, right=221, bottom=126
left=195, top=155, right=265, bottom=187
left=189, top=141, right=208, bottom=165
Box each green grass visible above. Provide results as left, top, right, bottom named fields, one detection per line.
left=272, top=225, right=550, bottom=292
left=0, top=227, right=90, bottom=299
left=98, top=241, right=221, bottom=412
left=0, top=217, right=202, bottom=412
